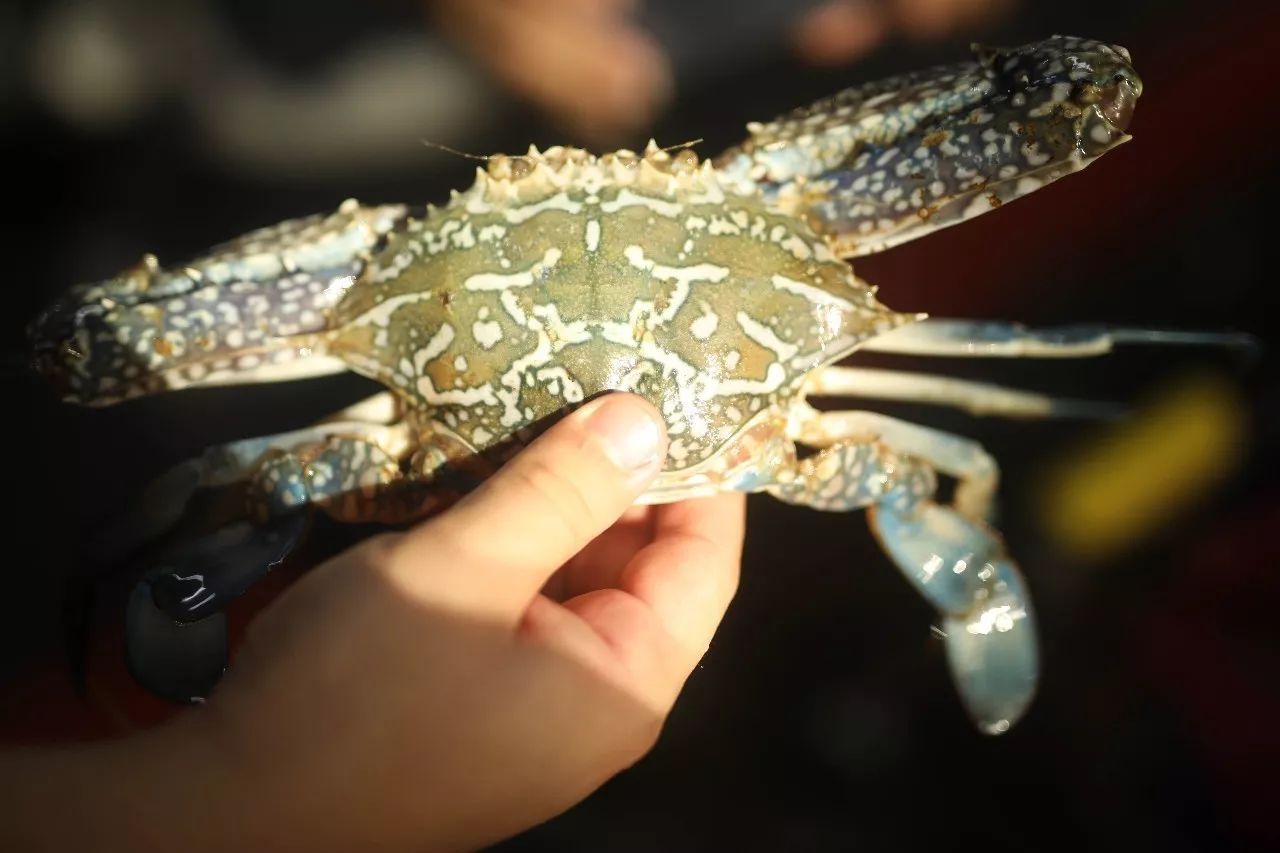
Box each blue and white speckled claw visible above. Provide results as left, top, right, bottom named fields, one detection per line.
left=715, top=35, right=1141, bottom=257
left=27, top=200, right=408, bottom=405
left=870, top=503, right=1037, bottom=734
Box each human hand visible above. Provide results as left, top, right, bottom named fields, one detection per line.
left=430, top=0, right=1014, bottom=145
left=0, top=392, right=744, bottom=852
left=792, top=0, right=1016, bottom=66
left=431, top=0, right=672, bottom=146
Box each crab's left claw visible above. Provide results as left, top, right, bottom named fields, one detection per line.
left=714, top=35, right=1141, bottom=257
left=870, top=503, right=1038, bottom=734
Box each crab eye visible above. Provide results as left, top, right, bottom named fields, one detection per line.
left=673, top=148, right=700, bottom=171
left=486, top=155, right=534, bottom=181
left=1114, top=68, right=1144, bottom=97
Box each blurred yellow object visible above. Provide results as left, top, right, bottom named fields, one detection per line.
left=1040, top=373, right=1248, bottom=559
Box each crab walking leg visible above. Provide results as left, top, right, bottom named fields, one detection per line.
left=96, top=417, right=414, bottom=563
left=248, top=430, right=418, bottom=523
left=805, top=366, right=1122, bottom=420
left=861, top=319, right=1258, bottom=359
left=187, top=416, right=476, bottom=527
left=132, top=423, right=428, bottom=648
left=874, top=502, right=1038, bottom=734
left=771, top=406, right=1037, bottom=733
left=118, top=418, right=454, bottom=626
left=318, top=390, right=400, bottom=425
left=794, top=406, right=998, bottom=521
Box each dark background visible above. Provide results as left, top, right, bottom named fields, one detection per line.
left=2, top=1, right=1277, bottom=850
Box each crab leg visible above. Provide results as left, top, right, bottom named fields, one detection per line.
left=767, top=405, right=1036, bottom=733
left=318, top=390, right=400, bottom=424
left=133, top=418, right=456, bottom=619
left=95, top=406, right=418, bottom=571
left=245, top=427, right=425, bottom=524
left=150, top=429, right=428, bottom=618
left=124, top=418, right=414, bottom=545
left=112, top=403, right=483, bottom=701
left=804, top=365, right=1121, bottom=419
left=861, top=318, right=1258, bottom=359
left=106, top=412, right=421, bottom=702
left=793, top=405, right=998, bottom=520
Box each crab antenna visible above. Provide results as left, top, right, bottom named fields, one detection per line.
left=419, top=139, right=492, bottom=161
left=658, top=138, right=705, bottom=153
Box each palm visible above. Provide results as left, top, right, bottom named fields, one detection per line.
left=527, top=493, right=745, bottom=704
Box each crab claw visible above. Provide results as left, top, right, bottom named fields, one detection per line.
left=870, top=503, right=1038, bottom=733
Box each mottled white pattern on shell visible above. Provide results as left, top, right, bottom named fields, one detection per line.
left=330, top=145, right=907, bottom=470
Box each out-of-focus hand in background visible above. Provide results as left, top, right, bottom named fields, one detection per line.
left=431, top=0, right=674, bottom=146
left=21, top=0, right=1016, bottom=171
left=431, top=0, right=1015, bottom=145
left=792, top=0, right=1014, bottom=66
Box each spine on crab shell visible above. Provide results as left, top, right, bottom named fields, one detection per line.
left=28, top=200, right=411, bottom=405
left=459, top=139, right=731, bottom=207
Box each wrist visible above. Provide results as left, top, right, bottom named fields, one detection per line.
left=0, top=710, right=253, bottom=853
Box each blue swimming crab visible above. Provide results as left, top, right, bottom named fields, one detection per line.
left=33, top=35, right=1168, bottom=732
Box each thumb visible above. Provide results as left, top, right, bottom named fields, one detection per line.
left=393, top=393, right=669, bottom=618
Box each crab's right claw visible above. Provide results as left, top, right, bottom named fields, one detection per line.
left=715, top=35, right=1141, bottom=257
left=870, top=503, right=1038, bottom=734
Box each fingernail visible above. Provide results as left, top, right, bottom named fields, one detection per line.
left=585, top=394, right=668, bottom=472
